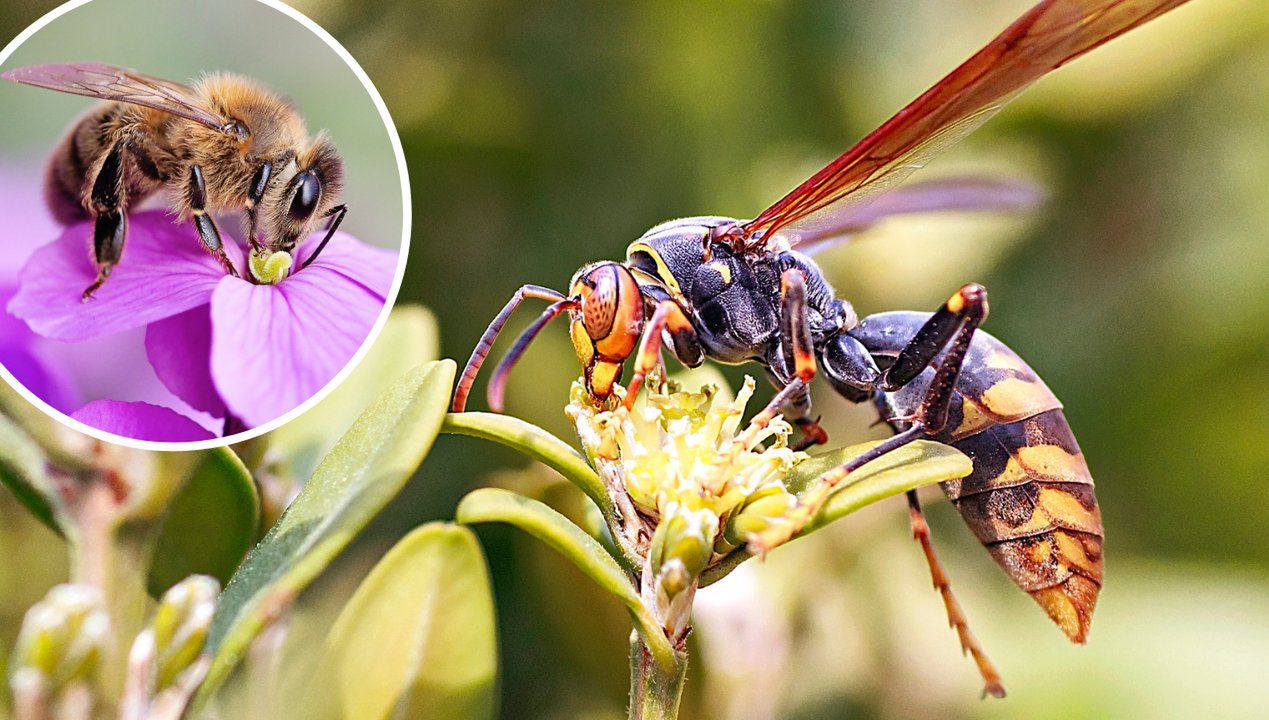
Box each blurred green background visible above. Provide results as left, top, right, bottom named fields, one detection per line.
left=2, top=0, right=1268, bottom=718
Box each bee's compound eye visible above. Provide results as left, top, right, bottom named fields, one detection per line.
left=289, top=172, right=321, bottom=220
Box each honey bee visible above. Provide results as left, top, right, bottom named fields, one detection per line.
left=1, top=63, right=347, bottom=298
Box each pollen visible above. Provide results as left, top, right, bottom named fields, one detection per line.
left=567, top=373, right=808, bottom=588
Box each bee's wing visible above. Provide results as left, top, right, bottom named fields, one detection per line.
left=1, top=62, right=240, bottom=135
left=790, top=176, right=1043, bottom=255
left=736, top=0, right=1191, bottom=251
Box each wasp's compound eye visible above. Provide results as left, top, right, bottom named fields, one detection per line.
left=289, top=172, right=321, bottom=220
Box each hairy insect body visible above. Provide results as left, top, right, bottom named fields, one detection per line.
left=5, top=64, right=347, bottom=297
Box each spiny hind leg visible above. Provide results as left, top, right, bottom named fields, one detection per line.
left=188, top=165, right=239, bottom=278
left=906, top=488, right=1006, bottom=698
left=748, top=285, right=989, bottom=547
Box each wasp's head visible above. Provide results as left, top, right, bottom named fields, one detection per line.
left=567, top=261, right=644, bottom=401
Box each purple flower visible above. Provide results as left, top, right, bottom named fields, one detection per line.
left=9, top=210, right=397, bottom=431
left=0, top=170, right=78, bottom=412
left=71, top=400, right=215, bottom=442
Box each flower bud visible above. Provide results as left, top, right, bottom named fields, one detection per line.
left=11, top=585, right=109, bottom=692
left=650, top=504, right=718, bottom=588
left=722, top=485, right=799, bottom=553
left=150, top=575, right=219, bottom=690
left=249, top=247, right=293, bottom=285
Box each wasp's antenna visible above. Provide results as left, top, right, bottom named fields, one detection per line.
left=487, top=299, right=577, bottom=412
left=453, top=285, right=567, bottom=412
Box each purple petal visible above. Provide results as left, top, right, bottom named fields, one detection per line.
left=145, top=305, right=225, bottom=416
left=8, top=210, right=245, bottom=341
left=71, top=400, right=216, bottom=442
left=0, top=284, right=79, bottom=412
left=0, top=167, right=61, bottom=283
left=291, top=230, right=398, bottom=300
left=209, top=262, right=388, bottom=428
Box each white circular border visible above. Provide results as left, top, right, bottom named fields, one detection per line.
left=0, top=0, right=412, bottom=452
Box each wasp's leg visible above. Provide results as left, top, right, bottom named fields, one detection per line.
left=300, top=203, right=348, bottom=270
left=770, top=285, right=989, bottom=520
left=188, top=165, right=239, bottom=278
left=906, top=489, right=1006, bottom=698
left=774, top=269, right=830, bottom=448
left=730, top=269, right=824, bottom=450
left=756, top=284, right=1003, bottom=694
left=453, top=284, right=567, bottom=412
left=622, top=299, right=700, bottom=409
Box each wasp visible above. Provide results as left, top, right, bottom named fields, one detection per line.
left=1, top=63, right=346, bottom=298
left=454, top=0, right=1193, bottom=695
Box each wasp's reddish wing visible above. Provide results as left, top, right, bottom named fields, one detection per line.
left=738, top=0, right=1192, bottom=250
left=1, top=62, right=235, bottom=134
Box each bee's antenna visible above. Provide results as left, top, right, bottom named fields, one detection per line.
left=301, top=204, right=347, bottom=269
left=487, top=299, right=577, bottom=412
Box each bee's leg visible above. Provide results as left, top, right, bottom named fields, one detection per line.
left=622, top=299, right=699, bottom=409
left=244, top=161, right=273, bottom=251
left=905, top=488, right=1006, bottom=698
left=300, top=204, right=348, bottom=270
left=82, top=142, right=130, bottom=300
left=188, top=165, right=239, bottom=278
left=453, top=284, right=567, bottom=412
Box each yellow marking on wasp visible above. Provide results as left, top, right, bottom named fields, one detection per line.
left=951, top=397, right=995, bottom=439
left=947, top=291, right=966, bottom=314
left=570, top=319, right=595, bottom=366
left=589, top=360, right=622, bottom=398
left=1016, top=445, right=1092, bottom=485
left=1030, top=587, right=1084, bottom=643
left=1054, top=530, right=1102, bottom=578
left=985, top=348, right=1031, bottom=373
left=1036, top=487, right=1102, bottom=535
left=626, top=241, right=685, bottom=303
left=708, top=261, right=731, bottom=285
left=977, top=376, right=1060, bottom=420
left=985, top=485, right=1101, bottom=540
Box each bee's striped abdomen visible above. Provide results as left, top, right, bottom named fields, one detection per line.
left=852, top=311, right=1104, bottom=643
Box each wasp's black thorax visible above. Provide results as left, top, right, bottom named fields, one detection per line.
left=627, top=216, right=847, bottom=367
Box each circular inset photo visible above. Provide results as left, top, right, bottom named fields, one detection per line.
left=0, top=0, right=408, bottom=447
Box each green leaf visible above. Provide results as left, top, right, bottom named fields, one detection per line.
left=443, top=412, right=611, bottom=518
left=792, top=439, right=973, bottom=532
left=306, top=523, right=497, bottom=720
left=0, top=410, right=60, bottom=531
left=265, top=306, right=439, bottom=484
left=200, top=359, right=456, bottom=698
left=702, top=439, right=971, bottom=587
left=455, top=488, right=677, bottom=670
left=147, top=448, right=260, bottom=596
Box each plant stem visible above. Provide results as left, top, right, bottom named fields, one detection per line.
left=628, top=632, right=688, bottom=720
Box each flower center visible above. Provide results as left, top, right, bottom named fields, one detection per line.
left=248, top=248, right=293, bottom=285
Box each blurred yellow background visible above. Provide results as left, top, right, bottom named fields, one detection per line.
left=2, top=1, right=1266, bottom=718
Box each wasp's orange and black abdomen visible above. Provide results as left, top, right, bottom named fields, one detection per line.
left=853, top=311, right=1104, bottom=643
